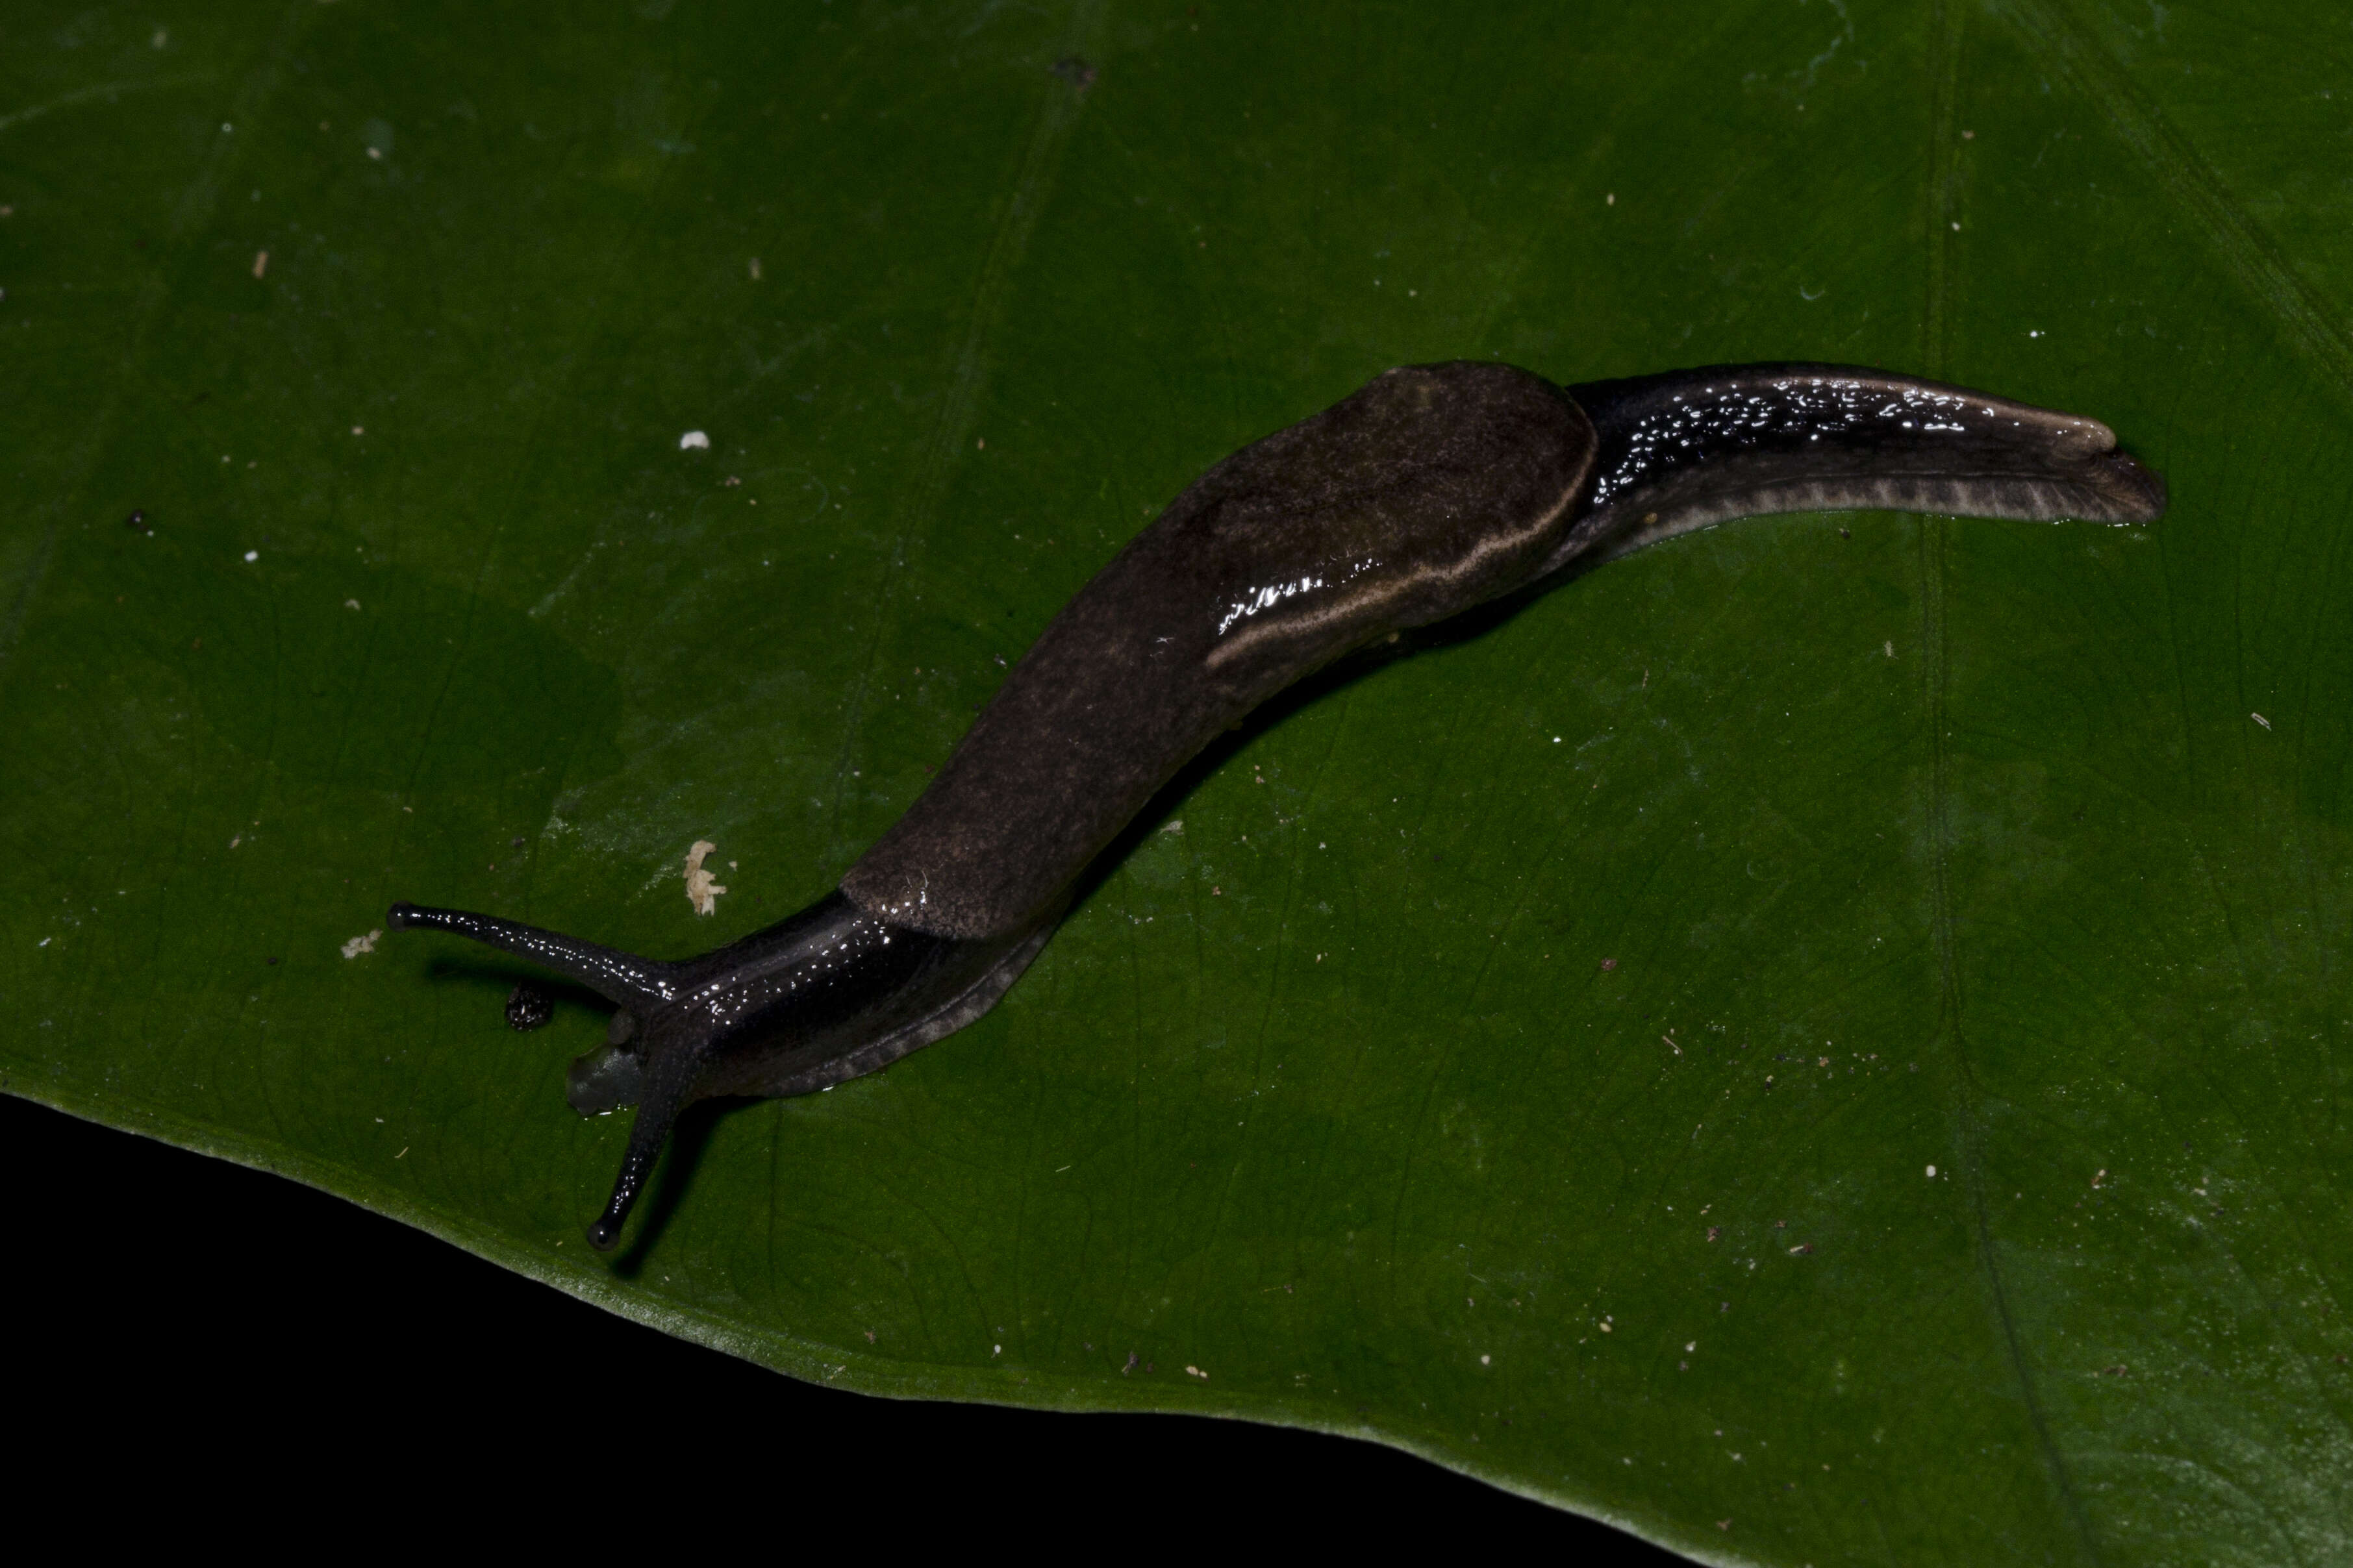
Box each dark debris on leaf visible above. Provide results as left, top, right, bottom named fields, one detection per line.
left=505, top=982, right=553, bottom=1032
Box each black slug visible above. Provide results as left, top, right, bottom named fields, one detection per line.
left=390, top=360, right=2164, bottom=1249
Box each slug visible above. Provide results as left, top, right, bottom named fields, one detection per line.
left=390, top=360, right=2164, bottom=1249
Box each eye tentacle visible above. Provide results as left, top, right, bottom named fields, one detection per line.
left=586, top=1045, right=699, bottom=1251
left=386, top=901, right=683, bottom=1012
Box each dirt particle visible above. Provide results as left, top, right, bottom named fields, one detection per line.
left=340, top=929, right=382, bottom=959
left=505, top=982, right=553, bottom=1030
left=684, top=840, right=728, bottom=915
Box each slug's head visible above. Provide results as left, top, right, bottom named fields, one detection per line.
left=387, top=892, right=971, bottom=1252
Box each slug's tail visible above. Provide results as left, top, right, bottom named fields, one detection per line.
left=1557, top=364, right=2166, bottom=570
left=386, top=902, right=683, bottom=1013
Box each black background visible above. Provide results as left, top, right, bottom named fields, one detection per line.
left=7, top=1093, right=1682, bottom=1553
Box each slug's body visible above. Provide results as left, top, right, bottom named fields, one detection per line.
left=391, top=361, right=2164, bottom=1248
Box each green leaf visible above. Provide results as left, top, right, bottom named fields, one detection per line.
left=6, top=1, right=2350, bottom=1560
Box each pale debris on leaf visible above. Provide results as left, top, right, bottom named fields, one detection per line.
left=2252, top=712, right=2272, bottom=730
left=342, top=929, right=383, bottom=959
left=678, top=430, right=711, bottom=451
left=684, top=840, right=727, bottom=915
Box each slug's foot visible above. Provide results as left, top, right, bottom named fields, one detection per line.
left=566, top=1039, right=644, bottom=1115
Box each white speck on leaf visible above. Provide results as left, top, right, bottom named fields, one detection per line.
left=679, top=430, right=711, bottom=451
left=684, top=840, right=728, bottom=915
left=243, top=550, right=258, bottom=562
left=2252, top=712, right=2271, bottom=730
left=341, top=929, right=382, bottom=959
left=1926, top=1164, right=1937, bottom=1177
